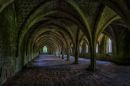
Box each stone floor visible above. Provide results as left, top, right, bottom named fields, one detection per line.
left=3, top=54, right=130, bottom=86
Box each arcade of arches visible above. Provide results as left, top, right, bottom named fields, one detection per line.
left=1, top=0, right=130, bottom=86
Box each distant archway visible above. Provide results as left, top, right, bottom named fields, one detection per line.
left=43, top=46, right=48, bottom=53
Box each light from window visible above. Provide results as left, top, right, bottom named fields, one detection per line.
left=43, top=46, right=48, bottom=53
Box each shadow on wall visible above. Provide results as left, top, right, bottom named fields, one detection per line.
left=79, top=53, right=112, bottom=61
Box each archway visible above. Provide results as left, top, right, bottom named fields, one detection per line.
left=43, top=46, right=48, bottom=54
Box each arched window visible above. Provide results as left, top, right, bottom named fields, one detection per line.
left=43, top=46, right=48, bottom=53
left=96, top=43, right=99, bottom=53
left=106, top=38, right=112, bottom=54
left=86, top=44, right=88, bottom=53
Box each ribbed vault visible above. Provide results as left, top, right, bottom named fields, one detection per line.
left=1, top=0, right=130, bottom=85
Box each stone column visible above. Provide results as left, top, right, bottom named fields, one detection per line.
left=66, top=48, right=70, bottom=61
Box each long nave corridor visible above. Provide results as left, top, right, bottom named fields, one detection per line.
left=1, top=0, right=130, bottom=86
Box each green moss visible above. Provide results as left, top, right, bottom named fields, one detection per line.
left=0, top=3, right=18, bottom=85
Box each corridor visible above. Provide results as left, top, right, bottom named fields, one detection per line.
left=1, top=0, right=130, bottom=86
left=3, top=55, right=130, bottom=86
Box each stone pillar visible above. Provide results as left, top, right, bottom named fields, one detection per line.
left=66, top=48, right=70, bottom=61
left=88, top=40, right=96, bottom=72
left=61, top=50, right=64, bottom=59
left=81, top=42, right=87, bottom=57
left=98, top=36, right=107, bottom=55
left=74, top=44, right=79, bottom=64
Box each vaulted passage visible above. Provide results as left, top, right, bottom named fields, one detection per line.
left=1, top=0, right=130, bottom=86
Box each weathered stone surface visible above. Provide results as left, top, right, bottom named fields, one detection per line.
left=3, top=55, right=130, bottom=86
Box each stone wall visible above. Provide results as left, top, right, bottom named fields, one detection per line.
left=0, top=3, right=17, bottom=85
